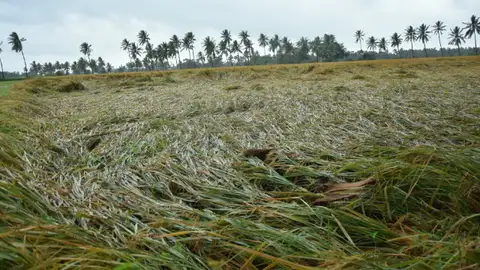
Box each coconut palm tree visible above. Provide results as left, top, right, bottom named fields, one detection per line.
left=80, top=42, right=92, bottom=61
left=182, top=32, right=196, bottom=65
left=137, top=30, right=150, bottom=46
left=63, top=61, right=70, bottom=75
left=106, top=63, right=113, bottom=73
left=405, top=26, right=417, bottom=58
left=258, top=33, right=269, bottom=56
left=121, top=38, right=132, bottom=65
left=367, top=36, right=377, bottom=52
left=129, top=42, right=142, bottom=70
left=8, top=32, right=28, bottom=77
left=309, top=36, right=322, bottom=62
left=71, top=61, right=78, bottom=74
left=449, top=26, right=465, bottom=56
left=268, top=34, right=280, bottom=64
left=170, top=35, right=181, bottom=67
left=239, top=31, right=251, bottom=61
left=203, top=36, right=216, bottom=67
left=354, top=30, right=366, bottom=52
left=230, top=40, right=241, bottom=64
left=463, top=15, right=480, bottom=54
left=196, top=51, right=206, bottom=65
left=77, top=57, right=88, bottom=74
left=433, top=21, right=447, bottom=56
left=378, top=38, right=388, bottom=53
left=416, top=23, right=431, bottom=57
left=0, top=41, right=4, bottom=79
left=390, top=32, right=403, bottom=57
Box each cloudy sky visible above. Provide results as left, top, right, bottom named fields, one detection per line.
left=0, top=0, right=478, bottom=72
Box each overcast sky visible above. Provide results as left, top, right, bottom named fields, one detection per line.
left=0, top=0, right=478, bottom=72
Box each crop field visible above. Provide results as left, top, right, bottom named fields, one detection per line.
left=1, top=57, right=480, bottom=269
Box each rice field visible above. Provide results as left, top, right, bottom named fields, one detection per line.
left=1, top=57, right=479, bottom=269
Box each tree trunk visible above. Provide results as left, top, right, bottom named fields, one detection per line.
left=21, top=50, right=28, bottom=77
left=475, top=31, right=478, bottom=55
left=410, top=41, right=414, bottom=58
left=360, top=40, right=362, bottom=52
left=397, top=45, right=401, bottom=58
left=192, top=49, right=196, bottom=68
left=457, top=45, right=461, bottom=56
left=0, top=58, right=4, bottom=79
left=423, top=42, right=428, bottom=57
left=438, top=34, right=444, bottom=57
left=263, top=47, right=266, bottom=56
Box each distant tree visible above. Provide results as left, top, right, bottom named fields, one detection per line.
left=221, top=29, right=232, bottom=64
left=258, top=33, right=269, bottom=56
left=269, top=34, right=280, bottom=64
left=354, top=30, right=366, bottom=51
left=196, top=51, right=206, bottom=65
left=106, top=63, right=113, bottom=73
left=416, top=23, right=431, bottom=57
left=54, top=61, right=62, bottom=72
left=89, top=59, right=98, bottom=73
left=390, top=32, right=403, bottom=56
left=309, top=36, right=322, bottom=62
left=157, top=42, right=169, bottom=69
left=8, top=32, right=28, bottom=77
left=135, top=58, right=143, bottom=70
left=296, top=37, right=309, bottom=61
left=170, top=35, right=181, bottom=67
left=230, top=40, right=242, bottom=64
left=0, top=41, right=4, bottom=79
left=129, top=42, right=142, bottom=70
left=71, top=61, right=78, bottom=74
left=121, top=38, right=132, bottom=65
left=367, top=36, right=377, bottom=52
left=433, top=21, right=447, bottom=56
left=80, top=42, right=93, bottom=61
left=97, top=57, right=106, bottom=73
left=144, top=42, right=155, bottom=70
left=137, top=30, right=150, bottom=46
left=203, top=36, right=216, bottom=67
left=449, top=26, right=466, bottom=56
left=378, top=37, right=388, bottom=53
left=78, top=57, right=88, bottom=74
left=182, top=32, right=196, bottom=65
left=63, top=61, right=70, bottom=75
left=463, top=15, right=480, bottom=54
left=29, top=61, right=39, bottom=76
left=167, top=41, right=178, bottom=67
left=239, top=31, right=251, bottom=62
left=405, top=26, right=417, bottom=58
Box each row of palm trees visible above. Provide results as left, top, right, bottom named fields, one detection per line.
left=355, top=15, right=479, bottom=57
left=29, top=57, right=113, bottom=76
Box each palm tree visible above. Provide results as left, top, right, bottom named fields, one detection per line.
left=121, top=38, right=132, bottom=65
left=449, top=26, right=465, bottom=56
left=196, top=51, right=206, bottom=65
left=63, top=61, right=70, bottom=75
left=230, top=40, right=241, bottom=64
left=221, top=29, right=232, bottom=64
left=463, top=15, right=480, bottom=54
left=269, top=34, right=280, bottom=64
left=129, top=42, right=142, bottom=70
left=258, top=33, right=269, bottom=56
left=203, top=36, right=216, bottom=67
left=8, top=32, right=28, bottom=77
left=80, top=42, right=92, bottom=61
left=367, top=36, right=377, bottom=52
left=78, top=57, right=88, bottom=74
left=71, top=61, right=78, bottom=74
left=433, top=21, right=447, bottom=56
left=182, top=32, right=196, bottom=65
left=390, top=32, right=403, bottom=57
left=106, top=63, right=113, bottom=73
left=354, top=30, right=366, bottom=51
left=405, top=26, right=417, bottom=58
left=416, top=23, right=431, bottom=57
left=378, top=38, right=388, bottom=53
left=239, top=31, right=251, bottom=61
left=0, top=41, right=4, bottom=79
left=170, top=35, right=181, bottom=67
left=309, top=36, right=322, bottom=62
left=137, top=30, right=150, bottom=46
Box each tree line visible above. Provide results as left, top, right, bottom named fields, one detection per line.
left=0, top=14, right=478, bottom=78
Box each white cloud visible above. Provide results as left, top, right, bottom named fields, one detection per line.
left=0, top=0, right=479, bottom=72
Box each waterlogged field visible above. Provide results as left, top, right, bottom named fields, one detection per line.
left=1, top=57, right=479, bottom=269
